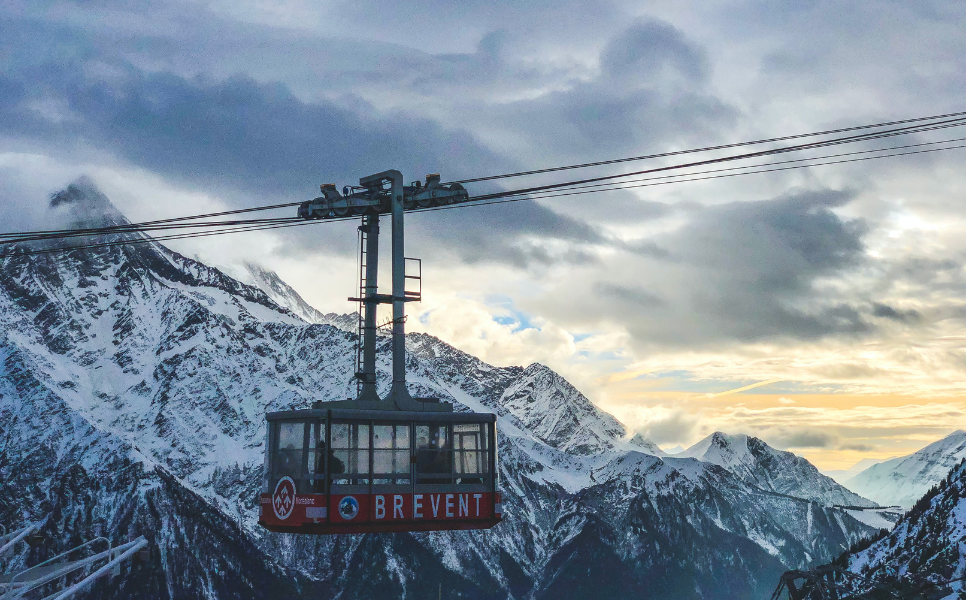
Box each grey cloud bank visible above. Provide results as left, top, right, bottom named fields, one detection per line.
left=2, top=0, right=966, bottom=383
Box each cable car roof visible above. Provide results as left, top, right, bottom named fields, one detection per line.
left=266, top=407, right=497, bottom=422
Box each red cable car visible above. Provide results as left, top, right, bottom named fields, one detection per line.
left=258, top=406, right=501, bottom=534
left=258, top=171, right=502, bottom=534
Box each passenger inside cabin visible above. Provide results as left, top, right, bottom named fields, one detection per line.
left=417, top=430, right=452, bottom=483
left=315, top=439, right=345, bottom=492
left=279, top=443, right=299, bottom=483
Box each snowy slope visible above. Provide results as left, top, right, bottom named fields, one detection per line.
left=682, top=432, right=877, bottom=507
left=240, top=262, right=357, bottom=331
left=846, top=430, right=966, bottom=508
left=0, top=179, right=896, bottom=600
left=495, top=362, right=632, bottom=455
left=825, top=460, right=966, bottom=599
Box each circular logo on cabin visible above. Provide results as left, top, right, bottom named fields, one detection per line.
left=338, top=496, right=360, bottom=521
left=272, top=477, right=296, bottom=520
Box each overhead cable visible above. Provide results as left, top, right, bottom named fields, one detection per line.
left=0, top=203, right=302, bottom=242
left=2, top=110, right=965, bottom=256
left=5, top=136, right=965, bottom=256
left=0, top=220, right=320, bottom=258
left=408, top=141, right=966, bottom=213
left=466, top=116, right=966, bottom=202
left=447, top=109, right=966, bottom=184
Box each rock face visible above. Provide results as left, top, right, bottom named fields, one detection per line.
left=819, top=460, right=966, bottom=599
left=0, top=180, right=895, bottom=599
left=845, top=430, right=966, bottom=508
left=681, top=432, right=878, bottom=507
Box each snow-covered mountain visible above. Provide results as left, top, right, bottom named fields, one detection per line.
left=240, top=262, right=356, bottom=331
left=0, top=180, right=896, bottom=599
left=821, top=459, right=966, bottom=599
left=681, top=432, right=877, bottom=507
left=845, top=430, right=966, bottom=508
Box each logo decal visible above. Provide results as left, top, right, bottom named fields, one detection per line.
left=338, top=496, right=360, bottom=520
left=272, top=477, right=296, bottom=520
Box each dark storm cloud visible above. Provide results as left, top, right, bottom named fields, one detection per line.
left=871, top=302, right=921, bottom=323
left=600, top=20, right=709, bottom=84
left=617, top=238, right=672, bottom=259
left=666, top=188, right=871, bottom=341
left=0, top=65, right=507, bottom=201
left=840, top=443, right=876, bottom=452
left=408, top=199, right=605, bottom=269
left=593, top=282, right=665, bottom=308
left=682, top=189, right=866, bottom=285
left=634, top=409, right=698, bottom=445
left=490, top=19, right=737, bottom=162
left=578, top=188, right=874, bottom=345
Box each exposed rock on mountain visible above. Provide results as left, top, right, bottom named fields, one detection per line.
left=681, top=432, right=877, bottom=507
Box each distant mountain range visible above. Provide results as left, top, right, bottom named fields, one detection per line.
left=843, top=430, right=966, bottom=508
left=0, top=179, right=894, bottom=599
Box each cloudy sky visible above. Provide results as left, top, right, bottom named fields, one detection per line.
left=3, top=0, right=966, bottom=469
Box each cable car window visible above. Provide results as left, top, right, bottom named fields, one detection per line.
left=373, top=424, right=411, bottom=484
left=454, top=423, right=488, bottom=484
left=331, top=421, right=370, bottom=485
left=274, top=421, right=305, bottom=488
left=306, top=420, right=325, bottom=492
left=415, top=424, right=452, bottom=484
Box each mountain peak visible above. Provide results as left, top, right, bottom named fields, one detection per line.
left=711, top=431, right=750, bottom=447
left=628, top=433, right=665, bottom=456
left=48, top=176, right=127, bottom=229
left=683, top=431, right=876, bottom=507
left=497, top=361, right=628, bottom=455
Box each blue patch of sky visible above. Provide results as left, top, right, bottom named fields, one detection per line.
left=484, top=295, right=537, bottom=332
left=483, top=294, right=599, bottom=342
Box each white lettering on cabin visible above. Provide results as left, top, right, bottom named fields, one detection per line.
left=414, top=494, right=424, bottom=518
left=459, top=494, right=468, bottom=517
left=474, top=494, right=482, bottom=516
left=394, top=495, right=404, bottom=519
left=445, top=494, right=454, bottom=518
left=431, top=494, right=441, bottom=517
left=375, top=495, right=385, bottom=519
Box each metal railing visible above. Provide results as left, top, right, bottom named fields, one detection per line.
left=0, top=521, right=45, bottom=558
left=0, top=536, right=147, bottom=600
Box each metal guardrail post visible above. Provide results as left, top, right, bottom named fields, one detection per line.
left=45, top=537, right=148, bottom=600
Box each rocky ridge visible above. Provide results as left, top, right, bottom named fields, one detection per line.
left=681, top=432, right=877, bottom=507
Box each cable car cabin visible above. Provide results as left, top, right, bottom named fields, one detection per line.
left=258, top=408, right=502, bottom=534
